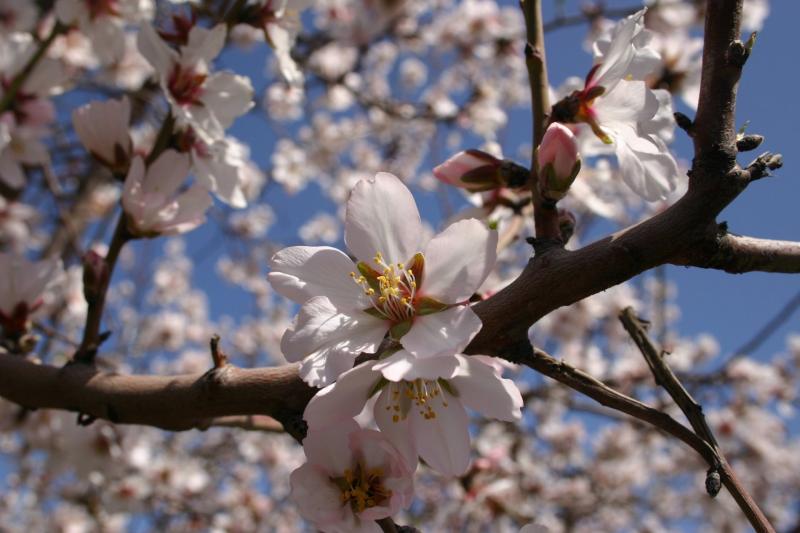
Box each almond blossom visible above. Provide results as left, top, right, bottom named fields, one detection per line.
left=0, top=253, right=64, bottom=336
left=121, top=150, right=211, bottom=237
left=304, top=351, right=523, bottom=477
left=137, top=22, right=254, bottom=143
left=268, top=172, right=498, bottom=386
left=290, top=419, right=415, bottom=532
left=551, top=8, right=679, bottom=201
left=236, top=0, right=313, bottom=85
left=72, top=97, right=132, bottom=173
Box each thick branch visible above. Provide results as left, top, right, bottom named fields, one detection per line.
left=673, top=231, right=800, bottom=274
left=0, top=353, right=314, bottom=434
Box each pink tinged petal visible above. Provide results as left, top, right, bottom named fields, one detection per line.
left=450, top=355, right=523, bottom=422
left=421, top=219, right=497, bottom=304
left=374, top=351, right=459, bottom=382
left=538, top=122, right=580, bottom=178
left=303, top=419, right=361, bottom=473
left=303, top=361, right=380, bottom=428
left=408, top=394, right=471, bottom=477
left=344, top=172, right=422, bottom=266
left=202, top=73, right=255, bottom=130
left=267, top=246, right=368, bottom=310
left=401, top=306, right=482, bottom=359
left=289, top=463, right=348, bottom=527
left=432, top=150, right=499, bottom=188
left=137, top=23, right=177, bottom=79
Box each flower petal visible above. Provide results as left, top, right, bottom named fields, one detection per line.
left=344, top=172, right=422, bottom=266
left=374, top=351, right=459, bottom=382
left=303, top=419, right=361, bottom=473
left=451, top=355, right=522, bottom=422
left=289, top=463, right=348, bottom=526
left=202, top=72, right=254, bottom=130
left=409, top=395, right=471, bottom=477
left=401, top=306, right=482, bottom=359
left=304, top=361, right=380, bottom=428
left=268, top=246, right=367, bottom=310
left=281, top=297, right=387, bottom=386
left=421, top=219, right=497, bottom=304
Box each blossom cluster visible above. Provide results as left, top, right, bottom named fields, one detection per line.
left=0, top=1, right=795, bottom=533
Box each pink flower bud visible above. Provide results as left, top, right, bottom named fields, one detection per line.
left=82, top=250, right=109, bottom=304
left=433, top=149, right=503, bottom=192
left=537, top=122, right=581, bottom=202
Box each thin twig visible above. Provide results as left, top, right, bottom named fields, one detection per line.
left=74, top=217, right=131, bottom=364
left=520, top=0, right=560, bottom=245
left=619, top=307, right=775, bottom=533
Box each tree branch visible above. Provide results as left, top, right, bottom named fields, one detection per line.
left=672, top=230, right=800, bottom=274
left=0, top=352, right=314, bottom=435
left=521, top=0, right=561, bottom=245
left=619, top=307, right=775, bottom=533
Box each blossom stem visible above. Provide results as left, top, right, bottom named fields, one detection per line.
left=0, top=22, right=65, bottom=114
left=520, top=0, right=561, bottom=245
left=74, top=215, right=131, bottom=364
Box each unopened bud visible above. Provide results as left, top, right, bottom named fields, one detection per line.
left=558, top=209, right=577, bottom=243
left=537, top=123, right=581, bottom=202
left=433, top=150, right=504, bottom=192
left=82, top=250, right=109, bottom=304
left=736, top=133, right=764, bottom=152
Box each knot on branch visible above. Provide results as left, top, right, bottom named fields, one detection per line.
left=728, top=32, right=757, bottom=68
left=736, top=134, right=764, bottom=152
left=746, top=152, right=783, bottom=181
left=705, top=468, right=722, bottom=497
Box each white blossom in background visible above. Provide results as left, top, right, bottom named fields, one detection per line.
left=55, top=0, right=154, bottom=64
left=72, top=97, right=132, bottom=171
left=269, top=172, right=497, bottom=386
left=290, top=419, right=415, bottom=532
left=137, top=23, right=254, bottom=142
left=0, top=253, right=64, bottom=335
left=0, top=1, right=37, bottom=32
left=305, top=352, right=523, bottom=476
left=122, top=150, right=211, bottom=237
left=179, top=130, right=252, bottom=207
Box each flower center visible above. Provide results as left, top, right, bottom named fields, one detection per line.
left=351, top=251, right=422, bottom=325
left=384, top=379, right=451, bottom=423
left=168, top=65, right=207, bottom=107
left=332, top=460, right=391, bottom=514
